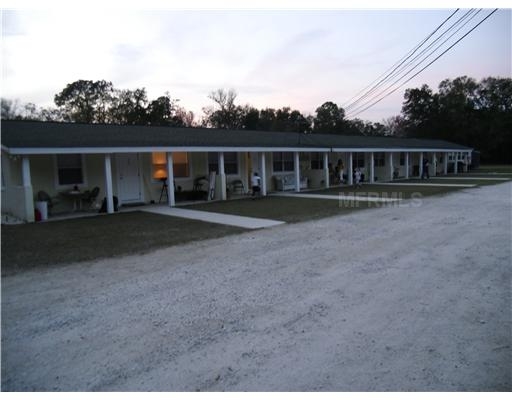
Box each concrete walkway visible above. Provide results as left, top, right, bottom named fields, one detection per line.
left=375, top=182, right=476, bottom=188
left=271, top=192, right=401, bottom=202
left=430, top=176, right=510, bottom=181
left=136, top=205, right=285, bottom=229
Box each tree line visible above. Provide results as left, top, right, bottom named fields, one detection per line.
left=1, top=76, right=510, bottom=163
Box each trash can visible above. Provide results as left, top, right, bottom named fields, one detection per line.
left=35, top=201, right=48, bottom=221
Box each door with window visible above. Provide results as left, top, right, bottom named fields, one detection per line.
left=116, top=153, right=143, bottom=204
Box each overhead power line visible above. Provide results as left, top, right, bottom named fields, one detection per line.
left=344, top=8, right=498, bottom=120
left=346, top=8, right=483, bottom=117
left=344, top=8, right=478, bottom=112
left=341, top=8, right=460, bottom=110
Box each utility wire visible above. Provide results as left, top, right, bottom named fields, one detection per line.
left=346, top=9, right=482, bottom=116
left=344, top=9, right=476, bottom=112
left=341, top=8, right=460, bottom=110
left=345, top=8, right=498, bottom=120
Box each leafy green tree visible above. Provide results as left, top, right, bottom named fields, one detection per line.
left=202, top=89, right=241, bottom=129
left=313, top=101, right=346, bottom=134
left=146, top=93, right=183, bottom=127
left=54, top=80, right=114, bottom=123
left=109, top=88, right=149, bottom=125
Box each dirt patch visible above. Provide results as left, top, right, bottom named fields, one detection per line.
left=1, top=183, right=511, bottom=391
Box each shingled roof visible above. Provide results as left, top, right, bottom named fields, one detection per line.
left=1, top=120, right=472, bottom=153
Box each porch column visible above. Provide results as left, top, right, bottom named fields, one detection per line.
left=218, top=152, right=227, bottom=200
left=463, top=152, right=469, bottom=172
left=405, top=152, right=410, bottom=179
left=419, top=153, right=424, bottom=178
left=104, top=154, right=114, bottom=214
left=388, top=152, right=394, bottom=181
left=348, top=152, right=353, bottom=185
left=454, top=152, right=458, bottom=175
left=166, top=152, right=175, bottom=207
left=432, top=152, right=437, bottom=176
left=22, top=156, right=35, bottom=222
left=294, top=151, right=300, bottom=192
left=259, top=152, right=267, bottom=196
left=370, top=152, right=375, bottom=183
left=323, top=151, right=329, bottom=188
left=444, top=152, right=449, bottom=175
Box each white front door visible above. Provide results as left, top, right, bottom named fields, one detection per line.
left=116, top=153, right=143, bottom=204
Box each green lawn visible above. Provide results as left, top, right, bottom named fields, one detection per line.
left=309, top=183, right=466, bottom=199
left=1, top=211, right=246, bottom=276
left=474, top=164, right=512, bottom=173
left=184, top=196, right=375, bottom=224
left=399, top=177, right=512, bottom=186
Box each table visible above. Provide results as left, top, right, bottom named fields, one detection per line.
left=60, top=190, right=88, bottom=212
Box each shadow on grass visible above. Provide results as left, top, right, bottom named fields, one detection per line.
left=1, top=211, right=246, bottom=276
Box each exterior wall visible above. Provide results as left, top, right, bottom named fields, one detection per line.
left=1, top=151, right=34, bottom=222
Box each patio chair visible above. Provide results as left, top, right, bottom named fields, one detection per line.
left=82, top=186, right=100, bottom=210
left=36, top=190, right=60, bottom=215
left=193, top=176, right=209, bottom=191
left=230, top=179, right=245, bottom=195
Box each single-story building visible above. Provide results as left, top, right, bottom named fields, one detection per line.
left=1, top=120, right=473, bottom=222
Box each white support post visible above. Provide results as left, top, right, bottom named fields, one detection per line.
left=294, top=151, right=300, bottom=192
left=419, top=153, right=424, bottom=178
left=464, top=152, right=469, bottom=172
left=218, top=152, right=227, bottom=200
left=21, top=156, right=35, bottom=222
left=405, top=152, right=410, bottom=179
left=104, top=154, right=114, bottom=214
left=454, top=152, right=458, bottom=175
left=370, top=152, right=375, bottom=183
left=388, top=152, right=394, bottom=181
left=166, top=152, right=175, bottom=207
left=22, top=156, right=31, bottom=187
left=259, top=152, right=267, bottom=196
left=432, top=152, right=437, bottom=177
left=444, top=152, right=448, bottom=175
left=323, top=151, right=329, bottom=188
left=348, top=152, right=353, bottom=185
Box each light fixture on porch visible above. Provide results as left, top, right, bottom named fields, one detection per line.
left=152, top=152, right=168, bottom=181
left=153, top=165, right=167, bottom=180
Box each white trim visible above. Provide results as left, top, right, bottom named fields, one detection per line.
left=331, top=147, right=471, bottom=153
left=166, top=153, right=175, bottom=207
left=271, top=151, right=295, bottom=174
left=53, top=153, right=88, bottom=190
left=104, top=154, right=114, bottom=214
left=208, top=151, right=240, bottom=177
left=7, top=146, right=333, bottom=155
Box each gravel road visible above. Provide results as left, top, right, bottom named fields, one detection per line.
left=2, top=182, right=511, bottom=391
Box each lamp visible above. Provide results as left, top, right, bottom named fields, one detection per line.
left=153, top=165, right=167, bottom=180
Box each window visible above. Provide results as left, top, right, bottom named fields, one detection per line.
left=400, top=153, right=405, bottom=166
left=353, top=153, right=365, bottom=168
left=310, top=153, right=323, bottom=170
left=273, top=152, right=294, bottom=172
left=208, top=152, right=238, bottom=175
left=56, top=154, right=84, bottom=185
left=152, top=152, right=190, bottom=179
left=374, top=152, right=385, bottom=167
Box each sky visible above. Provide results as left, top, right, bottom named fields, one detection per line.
left=1, top=3, right=511, bottom=123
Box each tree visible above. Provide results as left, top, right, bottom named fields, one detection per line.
left=202, top=89, right=241, bottom=129
left=109, top=88, right=149, bottom=125
left=313, top=101, right=346, bottom=134
left=54, top=80, right=115, bottom=123
left=146, top=93, right=183, bottom=127
left=382, top=115, right=407, bottom=137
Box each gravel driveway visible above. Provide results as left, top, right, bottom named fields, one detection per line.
left=2, top=182, right=511, bottom=391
